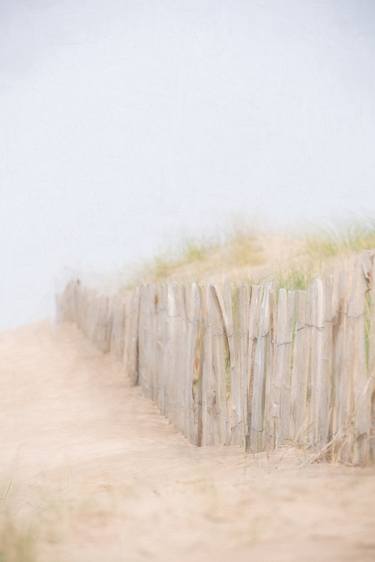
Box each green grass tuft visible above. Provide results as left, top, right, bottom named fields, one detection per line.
left=276, top=267, right=314, bottom=291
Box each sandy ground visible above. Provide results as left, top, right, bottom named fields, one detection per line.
left=0, top=322, right=374, bottom=562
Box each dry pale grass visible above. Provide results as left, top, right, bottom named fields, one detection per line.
left=127, top=225, right=278, bottom=286
left=0, top=491, right=37, bottom=562
left=276, top=219, right=375, bottom=289
left=0, top=480, right=38, bottom=562
left=306, top=220, right=375, bottom=260
left=0, top=514, right=37, bottom=562
left=126, top=220, right=375, bottom=290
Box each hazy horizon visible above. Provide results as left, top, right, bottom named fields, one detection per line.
left=1, top=0, right=375, bottom=328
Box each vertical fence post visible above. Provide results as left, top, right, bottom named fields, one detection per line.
left=250, top=283, right=273, bottom=453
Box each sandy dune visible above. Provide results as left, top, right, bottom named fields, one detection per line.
left=0, top=322, right=374, bottom=561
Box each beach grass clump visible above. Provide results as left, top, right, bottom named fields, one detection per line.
left=135, top=226, right=265, bottom=283
left=277, top=220, right=375, bottom=290
left=0, top=512, right=37, bottom=562
left=127, top=218, right=375, bottom=287
left=224, top=225, right=265, bottom=268
left=276, top=267, right=313, bottom=291
left=0, top=480, right=38, bottom=562
left=305, top=220, right=375, bottom=262
left=146, top=236, right=217, bottom=281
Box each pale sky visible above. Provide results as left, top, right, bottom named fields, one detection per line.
left=1, top=0, right=375, bottom=328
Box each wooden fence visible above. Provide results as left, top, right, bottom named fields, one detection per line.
left=56, top=253, right=375, bottom=465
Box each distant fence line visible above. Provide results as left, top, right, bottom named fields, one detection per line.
left=56, top=253, right=375, bottom=465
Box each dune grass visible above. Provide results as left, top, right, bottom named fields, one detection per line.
left=136, top=239, right=212, bottom=284
left=276, top=220, right=375, bottom=290
left=149, top=237, right=216, bottom=281
left=0, top=513, right=37, bottom=562
left=0, top=479, right=118, bottom=562
left=305, top=219, right=375, bottom=261
left=127, top=219, right=375, bottom=290
left=0, top=481, right=37, bottom=562
left=130, top=225, right=265, bottom=285
left=275, top=267, right=313, bottom=291
left=224, top=227, right=264, bottom=268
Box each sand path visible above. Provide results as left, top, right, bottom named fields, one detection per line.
left=0, top=322, right=374, bottom=561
